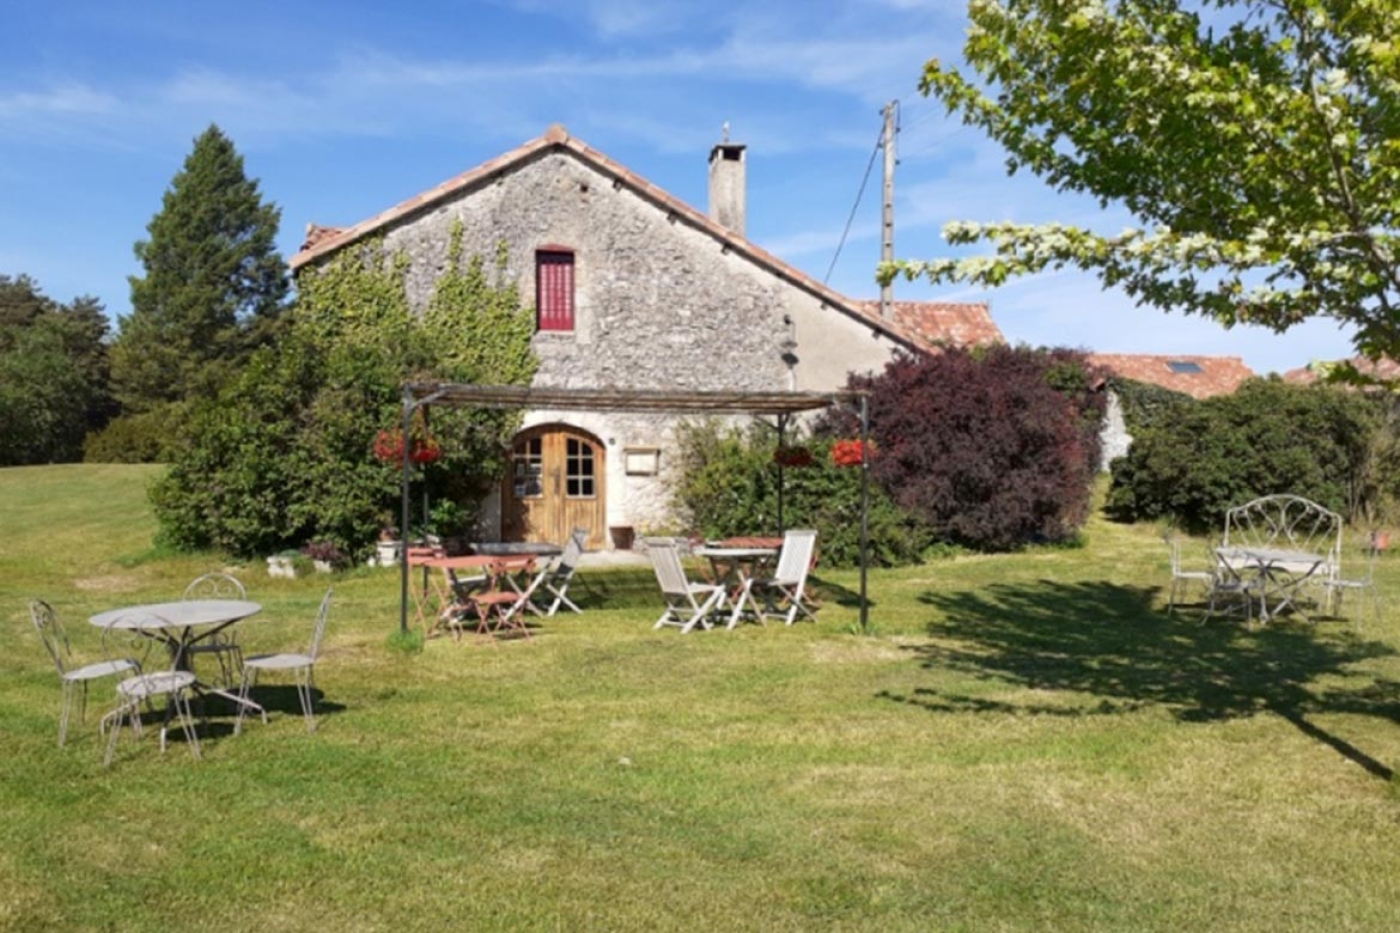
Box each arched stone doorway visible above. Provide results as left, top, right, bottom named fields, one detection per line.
left=501, top=423, right=607, bottom=549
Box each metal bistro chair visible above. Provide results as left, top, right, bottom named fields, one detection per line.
left=1163, top=532, right=1215, bottom=616
left=647, top=538, right=725, bottom=633
left=181, top=572, right=246, bottom=688
left=100, top=611, right=202, bottom=767
left=1324, top=539, right=1381, bottom=630
left=29, top=599, right=142, bottom=748
left=236, top=588, right=334, bottom=734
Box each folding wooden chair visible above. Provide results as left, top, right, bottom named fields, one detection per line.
left=751, top=529, right=820, bottom=625
left=646, top=538, right=725, bottom=633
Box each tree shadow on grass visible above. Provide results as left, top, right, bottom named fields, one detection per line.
left=880, top=579, right=1400, bottom=780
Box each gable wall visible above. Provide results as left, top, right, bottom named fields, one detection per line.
left=379, top=149, right=898, bottom=392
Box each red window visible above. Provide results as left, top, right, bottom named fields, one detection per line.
left=536, top=249, right=575, bottom=332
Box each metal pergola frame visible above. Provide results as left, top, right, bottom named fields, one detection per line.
left=396, top=382, right=872, bottom=635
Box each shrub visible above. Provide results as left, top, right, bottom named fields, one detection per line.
left=821, top=346, right=1107, bottom=551
left=670, top=421, right=929, bottom=568
left=1104, top=378, right=1381, bottom=532
left=84, top=405, right=186, bottom=463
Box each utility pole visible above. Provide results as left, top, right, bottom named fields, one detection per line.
left=879, top=100, right=897, bottom=321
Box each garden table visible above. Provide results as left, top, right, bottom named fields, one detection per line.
left=694, top=546, right=778, bottom=628
left=471, top=541, right=563, bottom=558
left=89, top=599, right=266, bottom=719
left=1215, top=546, right=1328, bottom=623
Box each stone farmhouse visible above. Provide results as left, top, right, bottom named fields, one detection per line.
left=290, top=124, right=1001, bottom=550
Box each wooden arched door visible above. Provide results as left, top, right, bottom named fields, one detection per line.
left=502, top=424, right=606, bottom=549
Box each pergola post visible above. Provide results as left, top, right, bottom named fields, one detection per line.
left=776, top=413, right=787, bottom=533
left=859, top=393, right=870, bottom=634
left=398, top=386, right=414, bottom=636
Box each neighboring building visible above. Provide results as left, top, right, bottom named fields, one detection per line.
left=1085, top=354, right=1256, bottom=466
left=1282, top=356, right=1400, bottom=386
left=290, top=124, right=1001, bottom=549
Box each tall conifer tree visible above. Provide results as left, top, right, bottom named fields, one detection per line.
left=112, top=124, right=287, bottom=413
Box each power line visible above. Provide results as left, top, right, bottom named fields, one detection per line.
left=824, top=121, right=886, bottom=285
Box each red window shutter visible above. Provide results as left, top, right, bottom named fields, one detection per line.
left=536, top=251, right=575, bottom=332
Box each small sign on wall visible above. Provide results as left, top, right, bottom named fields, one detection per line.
left=624, top=446, right=661, bottom=476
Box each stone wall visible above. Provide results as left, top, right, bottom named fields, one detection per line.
left=1100, top=390, right=1132, bottom=469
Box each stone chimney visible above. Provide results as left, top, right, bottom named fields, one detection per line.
left=708, top=136, right=746, bottom=237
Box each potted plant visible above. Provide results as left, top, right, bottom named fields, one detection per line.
left=300, top=540, right=346, bottom=573
left=267, top=549, right=306, bottom=578
left=375, top=524, right=402, bottom=567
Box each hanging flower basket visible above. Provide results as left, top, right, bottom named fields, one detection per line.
left=372, top=429, right=441, bottom=465
left=829, top=438, right=875, bottom=467
left=772, top=445, right=815, bottom=469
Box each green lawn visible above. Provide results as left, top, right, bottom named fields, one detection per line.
left=4, top=465, right=1400, bottom=932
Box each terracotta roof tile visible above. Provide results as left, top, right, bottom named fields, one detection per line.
left=854, top=300, right=1003, bottom=350
left=289, top=126, right=990, bottom=353
left=1086, top=353, right=1254, bottom=399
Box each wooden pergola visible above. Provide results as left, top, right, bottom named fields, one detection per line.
left=396, top=382, right=872, bottom=634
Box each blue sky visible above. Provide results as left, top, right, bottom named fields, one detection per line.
left=0, top=0, right=1358, bottom=375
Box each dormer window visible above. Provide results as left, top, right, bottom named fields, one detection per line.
left=536, top=248, right=575, bottom=332
left=1166, top=360, right=1202, bottom=374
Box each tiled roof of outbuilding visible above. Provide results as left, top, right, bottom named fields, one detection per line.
left=1086, top=353, right=1254, bottom=399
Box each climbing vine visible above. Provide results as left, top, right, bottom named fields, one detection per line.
left=152, top=225, right=539, bottom=558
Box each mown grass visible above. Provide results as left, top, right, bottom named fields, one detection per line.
left=4, top=465, right=1400, bottom=931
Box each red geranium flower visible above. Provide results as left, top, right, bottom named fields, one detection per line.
left=829, top=438, right=874, bottom=467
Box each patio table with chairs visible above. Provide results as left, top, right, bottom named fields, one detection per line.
left=89, top=598, right=266, bottom=764
left=652, top=529, right=820, bottom=632
left=1164, top=494, right=1347, bottom=625
left=431, top=554, right=544, bottom=641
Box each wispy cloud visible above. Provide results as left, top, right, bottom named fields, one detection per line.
left=0, top=82, right=116, bottom=118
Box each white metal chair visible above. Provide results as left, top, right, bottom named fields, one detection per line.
left=539, top=527, right=587, bottom=616
left=1324, top=541, right=1381, bottom=629
left=29, top=599, right=142, bottom=748
left=1163, top=532, right=1215, bottom=615
left=750, top=529, right=820, bottom=626
left=181, top=572, right=246, bottom=688
left=99, top=612, right=201, bottom=767
left=236, top=588, right=333, bottom=733
left=647, top=538, right=725, bottom=633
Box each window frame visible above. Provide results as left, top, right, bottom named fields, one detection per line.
left=535, top=247, right=576, bottom=333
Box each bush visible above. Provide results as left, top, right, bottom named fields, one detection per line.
left=820, top=346, right=1107, bottom=551
left=670, top=421, right=930, bottom=568
left=1104, top=378, right=1380, bottom=532
left=84, top=405, right=186, bottom=463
